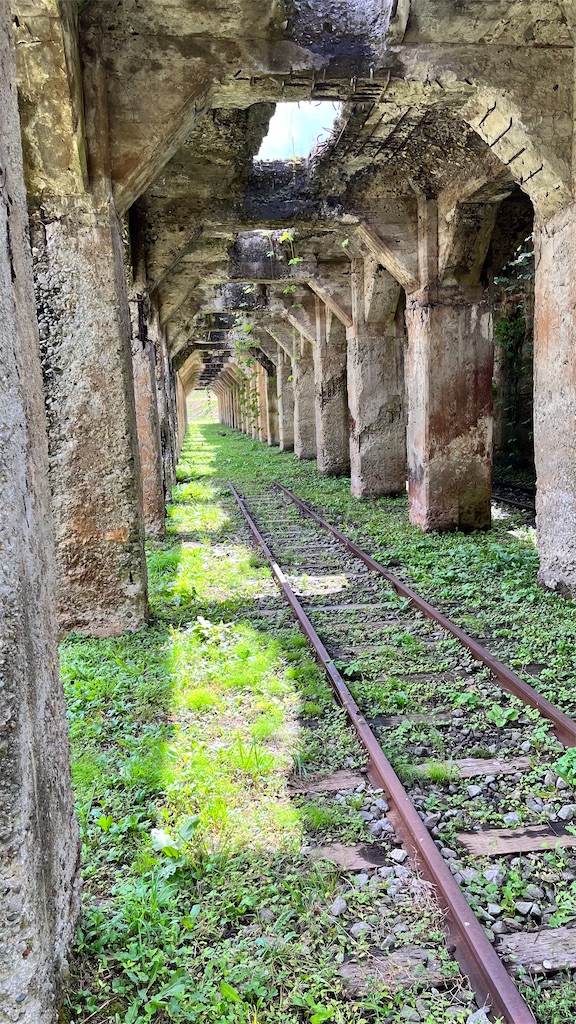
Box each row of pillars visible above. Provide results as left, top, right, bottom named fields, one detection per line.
left=216, top=202, right=576, bottom=600
left=216, top=261, right=493, bottom=535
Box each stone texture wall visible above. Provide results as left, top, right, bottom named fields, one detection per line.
left=0, top=4, right=80, bottom=1019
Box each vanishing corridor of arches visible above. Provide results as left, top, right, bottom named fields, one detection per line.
left=2, top=1, right=576, bottom=1020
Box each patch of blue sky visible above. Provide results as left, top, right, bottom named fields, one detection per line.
left=257, top=102, right=342, bottom=161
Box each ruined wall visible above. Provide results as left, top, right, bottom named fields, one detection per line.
left=0, top=4, right=80, bottom=1018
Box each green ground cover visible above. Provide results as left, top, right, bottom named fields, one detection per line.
left=63, top=420, right=576, bottom=1023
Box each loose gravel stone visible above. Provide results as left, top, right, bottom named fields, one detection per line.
left=329, top=896, right=347, bottom=917
left=373, top=797, right=389, bottom=812
left=467, top=1011, right=490, bottom=1024
left=503, top=812, right=521, bottom=825
left=514, top=901, right=533, bottom=916
left=491, top=920, right=507, bottom=934
left=391, top=849, right=408, bottom=863
left=558, top=804, right=576, bottom=821
left=350, top=921, right=371, bottom=939
left=467, top=785, right=482, bottom=798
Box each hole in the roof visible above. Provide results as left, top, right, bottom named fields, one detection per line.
left=256, top=101, right=342, bottom=162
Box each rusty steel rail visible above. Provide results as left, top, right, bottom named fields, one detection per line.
left=230, top=483, right=536, bottom=1024
left=492, top=491, right=536, bottom=514
left=274, top=481, right=576, bottom=748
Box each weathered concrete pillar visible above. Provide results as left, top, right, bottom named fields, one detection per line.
left=0, top=6, right=80, bottom=1017
left=250, top=372, right=259, bottom=439
left=130, top=295, right=166, bottom=537
left=277, top=346, right=295, bottom=451
left=533, top=203, right=576, bottom=595
left=400, top=198, right=494, bottom=531
left=243, top=376, right=251, bottom=434
left=32, top=194, right=149, bottom=635
left=292, top=334, right=317, bottom=459
left=257, top=364, right=268, bottom=442
left=347, top=259, right=406, bottom=496
left=29, top=39, right=149, bottom=635
left=150, top=312, right=177, bottom=495
left=313, top=296, right=350, bottom=476
left=266, top=371, right=280, bottom=445
left=405, top=288, right=493, bottom=530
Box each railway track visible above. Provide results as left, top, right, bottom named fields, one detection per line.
left=492, top=482, right=536, bottom=517
left=230, top=481, right=576, bottom=1024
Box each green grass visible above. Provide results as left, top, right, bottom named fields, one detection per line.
left=69, top=421, right=576, bottom=1022
left=67, top=425, right=474, bottom=1023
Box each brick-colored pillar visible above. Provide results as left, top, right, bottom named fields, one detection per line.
left=293, top=335, right=317, bottom=459
left=405, top=287, right=493, bottom=531
left=277, top=346, right=294, bottom=451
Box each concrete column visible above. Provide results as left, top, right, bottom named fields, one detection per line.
left=130, top=296, right=165, bottom=537
left=347, top=259, right=406, bottom=497
left=250, top=373, right=259, bottom=439
left=405, top=287, right=493, bottom=531
left=257, top=364, right=268, bottom=442
left=243, top=376, right=251, bottom=433
left=266, top=371, right=280, bottom=445
left=533, top=203, right=576, bottom=596
left=313, top=296, right=350, bottom=476
left=0, top=5, right=80, bottom=1016
left=292, top=334, right=317, bottom=459
left=150, top=314, right=176, bottom=495
left=277, top=346, right=295, bottom=451
left=229, top=384, right=235, bottom=428
left=176, top=375, right=187, bottom=455
left=32, top=193, right=148, bottom=635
